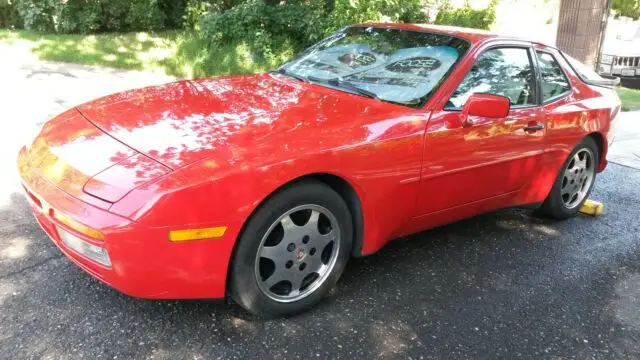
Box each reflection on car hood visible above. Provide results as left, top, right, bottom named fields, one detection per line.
left=76, top=74, right=401, bottom=170
left=24, top=108, right=170, bottom=206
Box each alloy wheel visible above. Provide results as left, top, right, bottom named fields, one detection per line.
left=561, top=148, right=595, bottom=209
left=254, top=204, right=341, bottom=303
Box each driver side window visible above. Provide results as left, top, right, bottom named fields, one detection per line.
left=446, top=47, right=536, bottom=110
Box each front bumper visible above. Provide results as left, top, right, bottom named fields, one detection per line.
left=17, top=146, right=240, bottom=299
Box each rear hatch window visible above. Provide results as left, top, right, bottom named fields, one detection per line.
left=561, top=52, right=620, bottom=87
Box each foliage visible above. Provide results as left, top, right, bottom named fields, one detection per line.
left=100, top=0, right=167, bottom=32
left=56, top=0, right=101, bottom=34
left=435, top=0, right=498, bottom=30
left=14, top=0, right=56, bottom=32
left=198, top=0, right=324, bottom=61
left=183, top=0, right=245, bottom=28
left=613, top=0, right=640, bottom=20
left=7, top=0, right=431, bottom=35
left=326, top=0, right=428, bottom=34
left=10, top=0, right=189, bottom=33
left=159, top=0, right=187, bottom=29
left=184, top=0, right=214, bottom=29
left=0, top=0, right=22, bottom=29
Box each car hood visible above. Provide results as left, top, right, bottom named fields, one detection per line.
left=27, top=74, right=409, bottom=206
left=76, top=74, right=397, bottom=170
left=24, top=108, right=171, bottom=206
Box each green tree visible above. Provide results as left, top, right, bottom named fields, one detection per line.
left=434, top=0, right=498, bottom=30
left=613, top=0, right=640, bottom=19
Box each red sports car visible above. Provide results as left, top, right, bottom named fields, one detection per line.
left=18, top=24, right=621, bottom=317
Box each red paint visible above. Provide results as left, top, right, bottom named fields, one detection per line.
left=17, top=25, right=620, bottom=299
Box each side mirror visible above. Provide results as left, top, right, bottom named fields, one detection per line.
left=460, top=93, right=510, bottom=128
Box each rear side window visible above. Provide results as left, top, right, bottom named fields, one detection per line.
left=447, top=47, right=536, bottom=109
left=535, top=51, right=571, bottom=102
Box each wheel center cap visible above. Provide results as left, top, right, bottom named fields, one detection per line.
left=296, top=248, right=306, bottom=263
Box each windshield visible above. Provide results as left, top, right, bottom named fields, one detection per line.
left=280, top=26, right=471, bottom=107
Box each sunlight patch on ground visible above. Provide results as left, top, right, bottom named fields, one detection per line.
left=496, top=219, right=530, bottom=231
left=369, top=319, right=416, bottom=358
left=1, top=236, right=29, bottom=260
left=532, top=224, right=560, bottom=236
left=227, top=316, right=257, bottom=334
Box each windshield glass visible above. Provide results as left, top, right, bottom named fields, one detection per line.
left=280, top=26, right=471, bottom=107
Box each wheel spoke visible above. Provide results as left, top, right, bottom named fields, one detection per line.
left=315, top=231, right=336, bottom=253
left=281, top=215, right=299, bottom=238
left=280, top=214, right=307, bottom=246
left=304, top=250, right=325, bottom=276
left=288, top=272, right=306, bottom=296
left=260, top=243, right=288, bottom=261
left=263, top=266, right=287, bottom=289
left=564, top=168, right=575, bottom=181
left=302, top=210, right=321, bottom=235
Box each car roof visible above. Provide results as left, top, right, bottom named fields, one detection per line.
left=355, top=23, right=555, bottom=49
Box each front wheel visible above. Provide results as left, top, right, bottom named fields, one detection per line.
left=229, top=180, right=353, bottom=317
left=538, top=137, right=599, bottom=219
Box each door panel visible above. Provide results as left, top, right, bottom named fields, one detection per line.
left=415, top=107, right=545, bottom=215
left=414, top=45, right=548, bottom=217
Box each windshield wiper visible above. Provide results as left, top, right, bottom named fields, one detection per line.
left=269, top=68, right=309, bottom=83
left=325, top=78, right=380, bottom=100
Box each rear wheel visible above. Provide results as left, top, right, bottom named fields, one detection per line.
left=539, top=137, right=599, bottom=219
left=229, top=180, right=352, bottom=317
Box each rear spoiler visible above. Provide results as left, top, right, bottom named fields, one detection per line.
left=586, top=75, right=620, bottom=88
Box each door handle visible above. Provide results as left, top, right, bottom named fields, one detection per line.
left=523, top=123, right=545, bottom=132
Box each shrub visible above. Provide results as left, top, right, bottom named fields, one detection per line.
left=434, top=0, right=497, bottom=30
left=183, top=0, right=245, bottom=29
left=127, top=0, right=166, bottom=31
left=56, top=0, right=101, bottom=34
left=325, top=0, right=428, bottom=34
left=0, top=0, right=22, bottom=29
left=184, top=0, right=217, bottom=29
left=198, top=0, right=325, bottom=60
left=102, top=0, right=166, bottom=32
left=12, top=0, right=182, bottom=33
left=15, top=0, right=56, bottom=32
left=159, top=0, right=187, bottom=29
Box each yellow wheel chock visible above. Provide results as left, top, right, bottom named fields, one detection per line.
left=579, top=200, right=604, bottom=216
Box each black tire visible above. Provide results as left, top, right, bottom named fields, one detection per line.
left=538, top=136, right=599, bottom=219
left=228, top=180, right=353, bottom=318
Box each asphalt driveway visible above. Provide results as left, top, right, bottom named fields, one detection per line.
left=2, top=58, right=640, bottom=359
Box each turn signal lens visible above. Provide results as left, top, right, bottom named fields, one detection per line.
left=168, top=227, right=227, bottom=242
left=53, top=210, right=105, bottom=241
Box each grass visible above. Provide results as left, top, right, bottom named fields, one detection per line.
left=618, top=87, right=640, bottom=112
left=0, top=29, right=294, bottom=79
